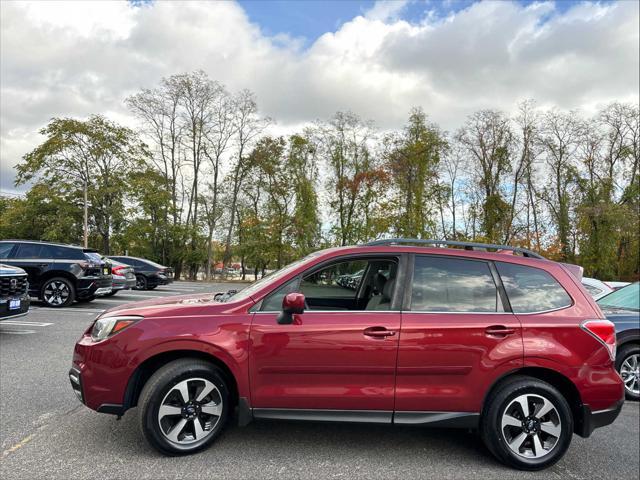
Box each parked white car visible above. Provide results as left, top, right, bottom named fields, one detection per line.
left=582, top=277, right=614, bottom=300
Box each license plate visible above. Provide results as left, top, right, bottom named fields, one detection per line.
left=103, top=268, right=109, bottom=275
left=9, top=299, right=20, bottom=310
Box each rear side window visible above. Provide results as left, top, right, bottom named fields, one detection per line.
left=14, top=243, right=42, bottom=258
left=411, top=256, right=503, bottom=312
left=496, top=262, right=572, bottom=313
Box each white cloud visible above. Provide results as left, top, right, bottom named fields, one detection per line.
left=1, top=0, right=638, bottom=193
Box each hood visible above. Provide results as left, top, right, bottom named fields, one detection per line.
left=100, top=290, right=252, bottom=318
left=0, top=264, right=27, bottom=276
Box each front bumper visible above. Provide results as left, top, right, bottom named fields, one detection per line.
left=0, top=293, right=30, bottom=320
left=577, top=397, right=624, bottom=437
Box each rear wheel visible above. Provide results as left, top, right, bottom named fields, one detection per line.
left=616, top=344, right=640, bottom=400
left=138, top=359, right=229, bottom=456
left=481, top=376, right=572, bottom=471
left=41, top=277, right=75, bottom=307
left=136, top=275, right=148, bottom=290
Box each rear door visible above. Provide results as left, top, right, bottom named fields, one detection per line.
left=395, top=254, right=523, bottom=421
left=249, top=256, right=404, bottom=417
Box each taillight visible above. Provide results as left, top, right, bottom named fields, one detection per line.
left=112, top=265, right=124, bottom=275
left=581, top=319, right=616, bottom=361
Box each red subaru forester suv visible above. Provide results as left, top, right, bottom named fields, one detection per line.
left=69, top=240, right=624, bottom=470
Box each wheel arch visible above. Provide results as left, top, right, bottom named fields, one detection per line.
left=481, top=366, right=584, bottom=436
left=122, top=349, right=239, bottom=414
left=38, top=271, right=77, bottom=295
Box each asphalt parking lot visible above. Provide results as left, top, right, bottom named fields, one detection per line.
left=0, top=281, right=638, bottom=480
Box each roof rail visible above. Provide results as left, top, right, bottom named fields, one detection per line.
left=362, top=238, right=545, bottom=259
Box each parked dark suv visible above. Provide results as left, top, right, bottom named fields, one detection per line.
left=72, top=239, right=622, bottom=470
left=0, top=240, right=112, bottom=307
left=107, top=256, right=174, bottom=290
left=0, top=263, right=30, bottom=319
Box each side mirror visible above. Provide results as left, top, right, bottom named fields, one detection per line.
left=277, top=292, right=305, bottom=325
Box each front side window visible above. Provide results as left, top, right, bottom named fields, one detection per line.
left=411, top=256, right=502, bottom=312
left=260, top=278, right=300, bottom=312
left=14, top=243, right=42, bottom=259
left=300, top=260, right=368, bottom=299
left=258, top=257, right=398, bottom=312
left=496, top=262, right=572, bottom=313
left=0, top=242, right=16, bottom=259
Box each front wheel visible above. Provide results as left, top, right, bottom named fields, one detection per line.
left=138, top=359, right=229, bottom=455
left=481, top=376, right=573, bottom=471
left=41, top=277, right=75, bottom=307
left=616, top=345, right=640, bottom=400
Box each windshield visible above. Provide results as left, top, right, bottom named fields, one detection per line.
left=224, top=253, right=320, bottom=303
left=597, top=282, right=639, bottom=311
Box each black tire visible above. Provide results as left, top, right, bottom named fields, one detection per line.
left=40, top=277, right=75, bottom=308
left=481, top=376, right=573, bottom=471
left=616, top=344, right=640, bottom=401
left=138, top=359, right=230, bottom=456
left=135, top=275, right=148, bottom=290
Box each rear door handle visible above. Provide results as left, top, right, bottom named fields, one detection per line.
left=364, top=326, right=396, bottom=338
left=485, top=325, right=516, bottom=337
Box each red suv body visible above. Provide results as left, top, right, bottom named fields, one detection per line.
left=70, top=241, right=624, bottom=470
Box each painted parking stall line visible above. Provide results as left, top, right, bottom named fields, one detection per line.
left=0, top=319, right=53, bottom=335
left=0, top=321, right=53, bottom=327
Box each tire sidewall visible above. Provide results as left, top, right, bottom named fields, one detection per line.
left=483, top=379, right=573, bottom=471
left=616, top=345, right=640, bottom=400
left=140, top=363, right=229, bottom=455
left=41, top=277, right=75, bottom=307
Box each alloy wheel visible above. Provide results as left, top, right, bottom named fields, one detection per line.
left=500, top=394, right=562, bottom=459
left=43, top=281, right=70, bottom=306
left=620, top=354, right=640, bottom=396
left=158, top=378, right=222, bottom=445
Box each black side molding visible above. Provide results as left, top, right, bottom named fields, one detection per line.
left=253, top=409, right=393, bottom=424
left=394, top=411, right=479, bottom=428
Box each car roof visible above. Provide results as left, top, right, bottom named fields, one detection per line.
left=0, top=239, right=90, bottom=251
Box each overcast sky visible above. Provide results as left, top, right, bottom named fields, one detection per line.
left=1, top=0, right=638, bottom=194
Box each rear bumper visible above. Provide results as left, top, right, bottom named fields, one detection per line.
left=577, top=397, right=624, bottom=437
left=77, top=276, right=112, bottom=299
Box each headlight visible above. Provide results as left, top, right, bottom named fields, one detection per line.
left=91, top=315, right=142, bottom=342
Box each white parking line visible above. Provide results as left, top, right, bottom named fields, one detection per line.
left=0, top=321, right=53, bottom=327
left=30, top=307, right=105, bottom=313
left=0, top=329, right=36, bottom=335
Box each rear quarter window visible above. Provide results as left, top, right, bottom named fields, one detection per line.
left=496, top=262, right=572, bottom=313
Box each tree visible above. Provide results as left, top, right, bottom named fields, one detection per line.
left=318, top=112, right=388, bottom=245
left=222, top=89, right=270, bottom=266
left=536, top=109, right=579, bottom=259
left=15, top=115, right=147, bottom=253
left=458, top=110, right=514, bottom=242
left=384, top=107, right=446, bottom=238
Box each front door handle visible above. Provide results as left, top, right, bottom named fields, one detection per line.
left=485, top=325, right=516, bottom=337
left=364, top=326, right=396, bottom=338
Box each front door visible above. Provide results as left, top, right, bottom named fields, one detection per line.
left=249, top=257, right=402, bottom=417
left=394, top=254, right=523, bottom=421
